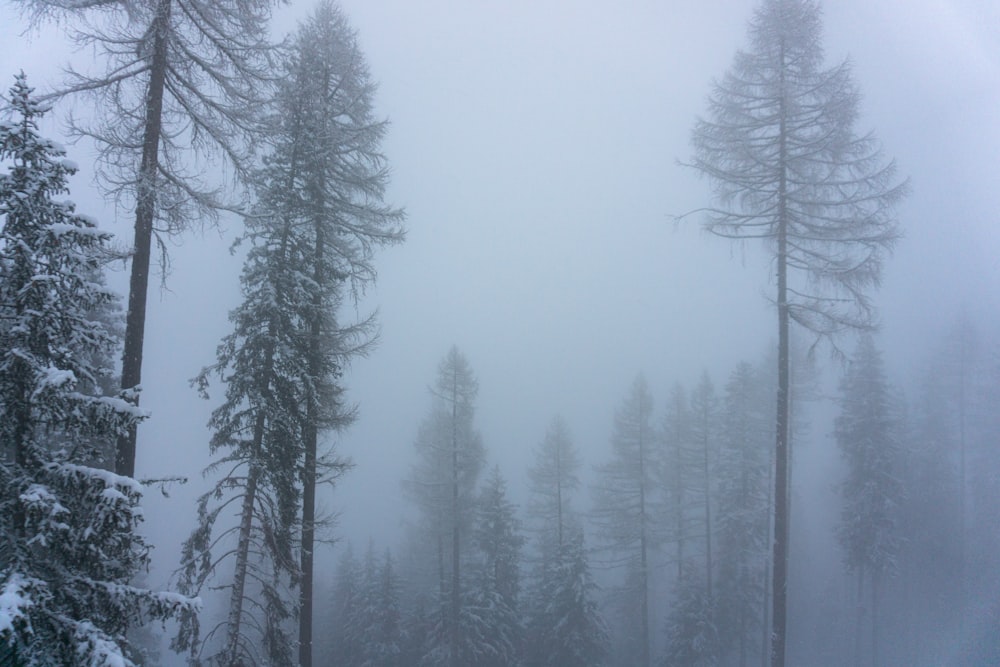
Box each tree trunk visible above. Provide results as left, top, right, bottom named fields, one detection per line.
left=116, top=0, right=172, bottom=478
left=703, top=417, right=713, bottom=598
left=770, top=39, right=790, bottom=667
left=872, top=572, right=880, bottom=667
left=224, top=416, right=264, bottom=665
left=299, top=217, right=325, bottom=667
left=450, top=376, right=461, bottom=667
left=854, top=570, right=864, bottom=667
left=638, top=420, right=650, bottom=667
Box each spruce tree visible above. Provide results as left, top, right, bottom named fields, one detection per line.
left=0, top=73, right=193, bottom=666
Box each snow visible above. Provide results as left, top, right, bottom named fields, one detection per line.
left=58, top=462, right=145, bottom=495
left=0, top=573, right=33, bottom=636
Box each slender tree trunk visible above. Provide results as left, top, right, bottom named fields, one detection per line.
left=450, top=371, right=460, bottom=667
left=703, top=420, right=713, bottom=598
left=556, top=443, right=563, bottom=550
left=299, top=207, right=326, bottom=667
left=224, top=415, right=264, bottom=665
left=872, top=572, right=880, bottom=667
left=854, top=570, right=864, bottom=667
left=639, top=434, right=650, bottom=667
left=116, top=0, right=172, bottom=478
left=770, top=40, right=790, bottom=667
left=761, top=431, right=774, bottom=667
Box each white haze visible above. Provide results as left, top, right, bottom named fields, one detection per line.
left=2, top=0, right=999, bottom=662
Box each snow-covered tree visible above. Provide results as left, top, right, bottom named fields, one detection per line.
left=10, top=0, right=283, bottom=478
left=526, top=528, right=608, bottom=667
left=663, top=567, right=720, bottom=667
left=689, top=1, right=906, bottom=662
left=462, top=467, right=524, bottom=667
left=282, top=7, right=405, bottom=661
left=175, top=4, right=404, bottom=663
left=405, top=347, right=485, bottom=667
left=524, top=415, right=606, bottom=667
left=592, top=374, right=659, bottom=667
left=0, top=73, right=194, bottom=667
left=659, top=383, right=695, bottom=580
left=526, top=415, right=581, bottom=565
left=689, top=371, right=719, bottom=596
left=835, top=334, right=903, bottom=666
left=715, top=362, right=771, bottom=666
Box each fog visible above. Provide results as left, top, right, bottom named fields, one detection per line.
left=2, top=0, right=999, bottom=665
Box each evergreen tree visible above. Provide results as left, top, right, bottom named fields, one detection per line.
left=406, top=347, right=485, bottom=667
left=466, top=467, right=524, bottom=667
left=526, top=415, right=581, bottom=566
left=835, top=334, right=903, bottom=667
left=525, top=416, right=607, bottom=667
left=663, top=568, right=720, bottom=667
left=689, top=371, right=719, bottom=597
left=328, top=545, right=363, bottom=666
left=11, top=0, right=283, bottom=478
left=689, top=2, right=906, bottom=662
left=527, top=529, right=608, bottom=667
left=715, top=362, right=771, bottom=666
left=0, top=73, right=193, bottom=666
left=659, top=383, right=694, bottom=581
left=592, top=374, right=659, bottom=667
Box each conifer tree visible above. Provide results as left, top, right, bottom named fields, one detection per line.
left=835, top=334, right=903, bottom=667
left=690, top=2, right=905, bottom=662
left=0, top=73, right=193, bottom=666
left=592, top=374, right=659, bottom=667
left=10, top=0, right=283, bottom=478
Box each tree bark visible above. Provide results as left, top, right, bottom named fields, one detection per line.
left=116, top=0, right=172, bottom=478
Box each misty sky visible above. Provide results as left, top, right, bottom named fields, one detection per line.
left=1, top=0, right=999, bottom=592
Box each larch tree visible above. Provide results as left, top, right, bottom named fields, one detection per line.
left=0, top=74, right=194, bottom=666
left=406, top=346, right=485, bottom=667
left=592, top=374, right=659, bottom=667
left=9, top=0, right=281, bottom=478
left=715, top=362, right=772, bottom=667
left=525, top=415, right=603, bottom=667
left=281, top=5, right=405, bottom=663
left=660, top=383, right=694, bottom=581
left=175, top=4, right=403, bottom=664
left=834, top=334, right=903, bottom=667
left=526, top=415, right=582, bottom=565
left=689, top=371, right=719, bottom=597
left=688, top=1, right=905, bottom=663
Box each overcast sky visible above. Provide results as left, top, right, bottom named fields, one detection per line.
left=2, top=0, right=999, bottom=595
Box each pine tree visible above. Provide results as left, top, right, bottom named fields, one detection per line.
left=592, top=374, right=659, bottom=667
left=11, top=0, right=283, bottom=478
left=466, top=467, right=524, bottom=666
left=406, top=347, right=485, bottom=667
left=715, top=362, right=771, bottom=666
left=689, top=371, right=719, bottom=597
left=689, top=2, right=905, bottom=662
left=327, top=545, right=363, bottom=666
left=659, top=383, right=694, bottom=581
left=835, top=334, right=903, bottom=667
left=525, top=416, right=607, bottom=667
left=0, top=73, right=194, bottom=666
left=663, top=567, right=720, bottom=667
left=527, top=528, right=609, bottom=667
left=526, top=416, right=581, bottom=566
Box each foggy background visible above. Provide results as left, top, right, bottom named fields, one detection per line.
left=2, top=0, right=999, bottom=661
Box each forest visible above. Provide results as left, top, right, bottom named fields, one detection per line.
left=1, top=0, right=999, bottom=666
